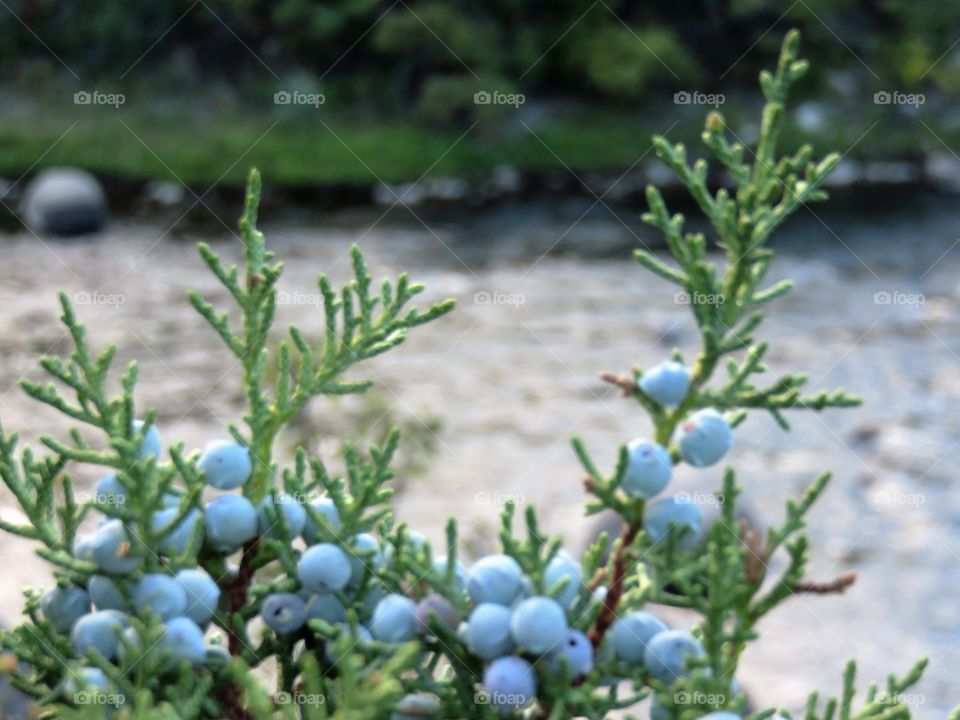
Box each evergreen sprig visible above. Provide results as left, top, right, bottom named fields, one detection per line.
left=567, top=29, right=929, bottom=720
left=0, top=29, right=948, bottom=720
left=189, top=170, right=453, bottom=504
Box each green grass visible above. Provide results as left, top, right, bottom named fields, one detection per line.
left=0, top=104, right=678, bottom=187
left=0, top=96, right=939, bottom=188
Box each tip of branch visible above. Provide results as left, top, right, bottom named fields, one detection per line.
left=599, top=371, right=636, bottom=396
left=794, top=571, right=856, bottom=595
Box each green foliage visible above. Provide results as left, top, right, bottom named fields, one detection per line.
left=415, top=73, right=523, bottom=125
left=565, top=24, right=699, bottom=100
left=565, top=29, right=928, bottom=719
left=0, top=29, right=952, bottom=720
left=2, top=0, right=950, bottom=102
left=0, top=0, right=955, bottom=185
left=274, top=389, right=443, bottom=489
left=187, top=170, right=453, bottom=503
left=0, top=167, right=455, bottom=718
left=630, top=28, right=855, bottom=434
left=372, top=2, right=499, bottom=69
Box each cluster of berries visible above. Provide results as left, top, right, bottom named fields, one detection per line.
left=39, top=359, right=736, bottom=718
left=40, top=428, right=253, bottom=699
left=394, top=554, right=732, bottom=717
left=628, top=361, right=733, bottom=550
left=405, top=380, right=737, bottom=718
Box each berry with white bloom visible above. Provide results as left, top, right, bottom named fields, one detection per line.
left=198, top=440, right=252, bottom=490
left=639, top=361, right=690, bottom=407
left=609, top=611, right=667, bottom=664
left=483, top=656, right=537, bottom=714
left=673, top=408, right=733, bottom=467
left=510, top=596, right=568, bottom=655
left=622, top=439, right=672, bottom=498
left=467, top=554, right=523, bottom=606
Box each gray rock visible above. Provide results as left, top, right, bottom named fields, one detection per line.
left=143, top=181, right=185, bottom=207
left=925, top=152, right=960, bottom=192
left=863, top=161, right=918, bottom=184
left=392, top=692, right=441, bottom=719
left=644, top=160, right=681, bottom=189
left=22, top=167, right=106, bottom=236
left=426, top=178, right=469, bottom=201
left=490, top=164, right=521, bottom=195
left=0, top=178, right=15, bottom=202
left=823, top=159, right=862, bottom=188
left=794, top=101, right=827, bottom=133
left=373, top=182, right=424, bottom=206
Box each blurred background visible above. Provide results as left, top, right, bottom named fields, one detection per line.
left=0, top=1, right=958, bottom=717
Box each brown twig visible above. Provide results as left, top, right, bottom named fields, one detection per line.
left=213, top=538, right=262, bottom=720
left=223, top=536, right=261, bottom=656
left=599, top=371, right=637, bottom=397
left=793, top=571, right=857, bottom=594
left=216, top=681, right=254, bottom=720
left=740, top=520, right=770, bottom=584
left=588, top=522, right=639, bottom=649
